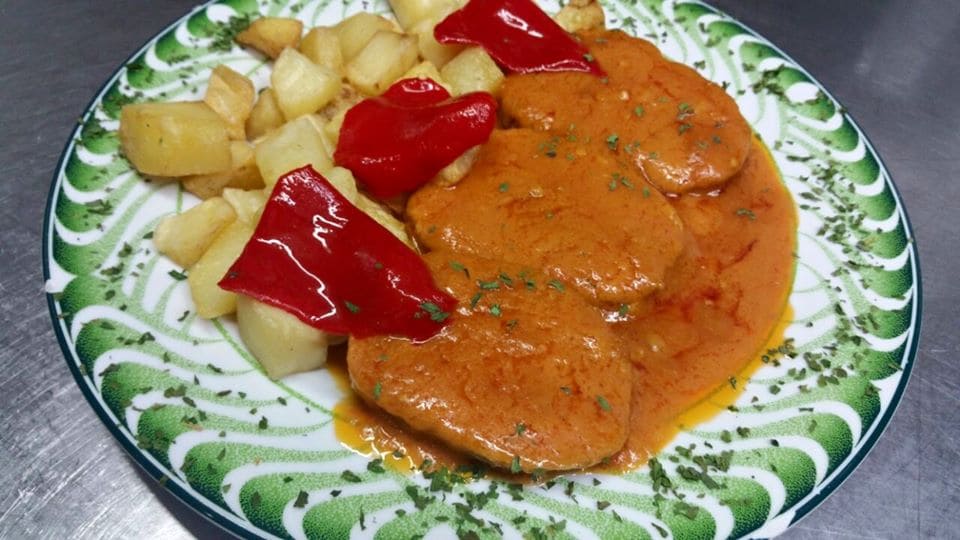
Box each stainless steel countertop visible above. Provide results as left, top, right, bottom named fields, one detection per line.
left=1, top=0, right=956, bottom=538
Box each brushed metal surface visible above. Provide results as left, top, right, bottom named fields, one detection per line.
left=1, top=0, right=955, bottom=538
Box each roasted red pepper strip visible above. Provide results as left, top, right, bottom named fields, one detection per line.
left=334, top=78, right=497, bottom=199
left=219, top=166, right=457, bottom=341
left=434, top=0, right=605, bottom=76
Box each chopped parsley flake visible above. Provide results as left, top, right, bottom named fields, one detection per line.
left=510, top=456, right=522, bottom=474
left=618, top=304, right=629, bottom=317
left=515, top=423, right=526, bottom=436
left=498, top=182, right=509, bottom=193
left=736, top=208, right=757, bottom=220
left=489, top=304, right=502, bottom=317
left=168, top=269, right=188, bottom=281
left=419, top=302, right=450, bottom=322
left=341, top=470, right=362, bottom=483
left=596, top=395, right=612, bottom=412
left=373, top=381, right=382, bottom=401
left=634, top=105, right=645, bottom=117
left=606, top=133, right=620, bottom=151
left=547, top=279, right=565, bottom=292
left=344, top=300, right=360, bottom=314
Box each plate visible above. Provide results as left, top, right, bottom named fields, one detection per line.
left=43, top=0, right=921, bottom=538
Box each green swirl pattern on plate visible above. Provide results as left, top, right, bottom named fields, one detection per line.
left=43, top=0, right=920, bottom=538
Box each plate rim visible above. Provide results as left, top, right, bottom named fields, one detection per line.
left=40, top=1, right=923, bottom=538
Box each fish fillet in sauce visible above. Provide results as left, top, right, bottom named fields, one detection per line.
left=408, top=129, right=685, bottom=304
left=347, top=253, right=632, bottom=471
left=344, top=30, right=794, bottom=473
left=501, top=30, right=752, bottom=194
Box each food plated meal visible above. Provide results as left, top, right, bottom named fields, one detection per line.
left=116, top=0, right=797, bottom=476
left=45, top=0, right=920, bottom=537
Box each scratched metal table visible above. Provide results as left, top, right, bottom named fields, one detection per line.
left=0, top=0, right=956, bottom=538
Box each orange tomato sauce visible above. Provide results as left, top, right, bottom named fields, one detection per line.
left=331, top=139, right=795, bottom=473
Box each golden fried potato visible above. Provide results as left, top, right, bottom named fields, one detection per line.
left=345, top=31, right=418, bottom=95
left=181, top=141, right=263, bottom=199
left=299, top=26, right=343, bottom=74
left=440, top=47, right=504, bottom=96
left=237, top=295, right=330, bottom=379
left=188, top=219, right=254, bottom=318
left=203, top=65, right=255, bottom=140
left=153, top=197, right=236, bottom=268
left=272, top=48, right=342, bottom=120
left=335, top=13, right=395, bottom=61
left=119, top=102, right=231, bottom=176
left=245, top=89, right=284, bottom=140
left=235, top=17, right=303, bottom=59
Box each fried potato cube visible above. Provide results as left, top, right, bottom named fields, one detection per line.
left=181, top=141, right=264, bottom=199
left=221, top=187, right=268, bottom=224
left=188, top=219, right=255, bottom=318
left=345, top=31, right=418, bottom=95
left=388, top=0, right=457, bottom=30
left=272, top=48, right=342, bottom=120
left=236, top=295, right=331, bottom=379
left=245, top=89, right=284, bottom=140
left=323, top=109, right=348, bottom=147
left=355, top=193, right=414, bottom=246
left=235, top=17, right=303, bottom=59
left=435, top=145, right=479, bottom=186
left=322, top=166, right=360, bottom=204
left=400, top=61, right=451, bottom=92
left=440, top=47, right=504, bottom=96
left=254, top=115, right=333, bottom=187
left=119, top=102, right=232, bottom=176
left=336, top=13, right=395, bottom=61
left=555, top=1, right=605, bottom=33
left=299, top=26, right=343, bottom=74
left=203, top=65, right=255, bottom=140
left=412, top=16, right=463, bottom=68
left=153, top=197, right=236, bottom=268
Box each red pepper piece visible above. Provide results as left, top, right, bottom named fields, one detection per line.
left=334, top=78, right=497, bottom=199
left=434, top=0, right=605, bottom=76
left=219, top=166, right=457, bottom=341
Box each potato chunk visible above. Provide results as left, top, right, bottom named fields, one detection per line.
left=299, top=26, right=343, bottom=74
left=412, top=16, right=463, bottom=68
left=203, top=65, right=255, bottom=140
left=388, top=0, right=457, bottom=30
left=435, top=146, right=479, bottom=186
left=188, top=219, right=254, bottom=318
left=235, top=17, right=303, bottom=59
left=236, top=295, right=330, bottom=379
left=355, top=193, right=413, bottom=246
left=221, top=187, right=267, bottom=224
left=245, top=89, right=284, bottom=140
left=119, top=102, right=231, bottom=176
left=254, top=115, right=333, bottom=187
left=555, top=1, right=605, bottom=32
left=153, top=197, right=236, bottom=268
left=440, top=47, right=505, bottom=96
left=181, top=141, right=263, bottom=199
left=400, top=61, right=451, bottom=92
left=272, top=48, right=342, bottom=120
left=345, top=31, right=418, bottom=95
left=336, top=13, right=395, bottom=61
